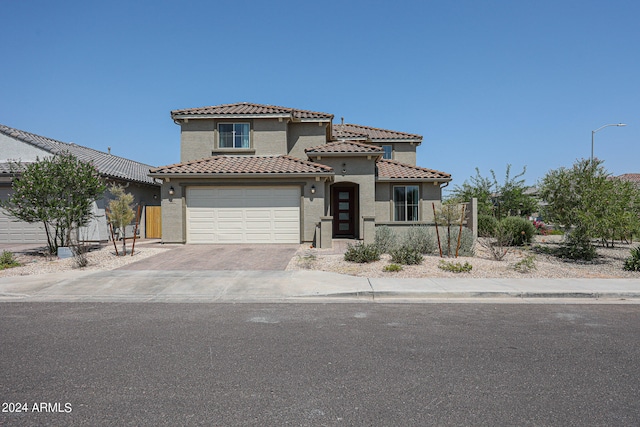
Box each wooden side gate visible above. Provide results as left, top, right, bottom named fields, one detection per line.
left=145, top=206, right=162, bottom=238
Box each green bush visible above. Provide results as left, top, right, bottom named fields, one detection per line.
left=500, top=216, right=535, bottom=246
left=438, top=260, right=473, bottom=273
left=557, top=229, right=597, bottom=261
left=374, top=226, right=397, bottom=254
left=344, top=243, right=380, bottom=263
left=390, top=245, right=423, bottom=265
left=383, top=263, right=403, bottom=272
left=404, top=226, right=437, bottom=254
left=437, top=226, right=475, bottom=257
left=511, top=254, right=537, bottom=273
left=0, top=251, right=20, bottom=270
left=623, top=246, right=640, bottom=271
left=477, top=214, right=498, bottom=236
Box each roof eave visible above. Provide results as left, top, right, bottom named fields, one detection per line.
left=376, top=177, right=452, bottom=183
left=307, top=152, right=383, bottom=158
left=171, top=113, right=332, bottom=122
left=149, top=172, right=335, bottom=179
left=372, top=139, right=422, bottom=144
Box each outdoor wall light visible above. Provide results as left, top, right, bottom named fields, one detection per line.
left=168, top=186, right=175, bottom=196
left=310, top=185, right=316, bottom=194
left=342, top=163, right=347, bottom=174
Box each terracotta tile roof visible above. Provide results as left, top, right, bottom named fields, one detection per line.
left=171, top=102, right=333, bottom=121
left=0, top=124, right=159, bottom=186
left=376, top=159, right=451, bottom=181
left=150, top=155, right=334, bottom=176
left=617, top=173, right=640, bottom=183
left=305, top=140, right=384, bottom=155
left=333, top=123, right=422, bottom=142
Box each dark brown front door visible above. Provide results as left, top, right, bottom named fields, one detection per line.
left=332, top=186, right=355, bottom=237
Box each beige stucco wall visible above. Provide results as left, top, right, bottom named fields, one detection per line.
left=158, top=177, right=328, bottom=243
left=287, top=122, right=328, bottom=159
left=179, top=119, right=329, bottom=162
left=252, top=119, right=288, bottom=155
left=392, top=143, right=417, bottom=165
left=179, top=120, right=216, bottom=162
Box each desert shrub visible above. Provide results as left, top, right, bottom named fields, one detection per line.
left=547, top=229, right=565, bottom=236
left=623, top=246, right=640, bottom=272
left=556, top=229, right=597, bottom=261
left=390, top=245, right=423, bottom=265
left=438, top=260, right=473, bottom=273
left=438, top=226, right=475, bottom=257
left=344, top=243, right=380, bottom=263
left=476, top=222, right=513, bottom=261
left=0, top=251, right=20, bottom=270
left=478, top=214, right=498, bottom=236
left=374, top=226, right=397, bottom=254
left=384, top=263, right=403, bottom=272
left=511, top=254, right=537, bottom=273
left=403, top=226, right=437, bottom=254
left=297, top=253, right=317, bottom=269
left=500, top=216, right=535, bottom=246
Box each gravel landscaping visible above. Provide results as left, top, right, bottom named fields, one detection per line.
left=1, top=237, right=638, bottom=279
left=286, top=236, right=640, bottom=279
left=0, top=243, right=170, bottom=278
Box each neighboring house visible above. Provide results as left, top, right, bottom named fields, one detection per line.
left=150, top=102, right=454, bottom=246
left=617, top=173, right=640, bottom=188
left=0, top=124, right=161, bottom=244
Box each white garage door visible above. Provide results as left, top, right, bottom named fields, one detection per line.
left=186, top=187, right=300, bottom=244
left=0, top=188, right=47, bottom=244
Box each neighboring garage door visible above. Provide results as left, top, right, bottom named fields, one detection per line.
left=186, top=186, right=300, bottom=244
left=0, top=187, right=47, bottom=244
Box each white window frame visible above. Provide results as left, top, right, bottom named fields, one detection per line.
left=218, top=123, right=250, bottom=149
left=393, top=185, right=419, bottom=221
left=382, top=145, right=393, bottom=160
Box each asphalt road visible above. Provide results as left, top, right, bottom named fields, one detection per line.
left=1, top=303, right=639, bottom=426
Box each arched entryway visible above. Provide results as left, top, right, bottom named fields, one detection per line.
left=331, top=182, right=359, bottom=238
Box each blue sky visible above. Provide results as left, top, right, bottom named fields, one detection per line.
left=2, top=0, right=638, bottom=192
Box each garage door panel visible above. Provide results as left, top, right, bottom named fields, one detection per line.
left=217, top=209, right=242, bottom=219
left=186, top=186, right=300, bottom=244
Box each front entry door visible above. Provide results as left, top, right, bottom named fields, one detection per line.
left=332, top=187, right=355, bottom=237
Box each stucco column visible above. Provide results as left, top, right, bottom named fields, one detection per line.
left=466, top=198, right=478, bottom=240
left=319, top=216, right=333, bottom=249
left=362, top=215, right=376, bottom=245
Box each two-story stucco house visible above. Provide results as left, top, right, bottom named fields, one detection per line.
left=149, top=102, right=452, bottom=247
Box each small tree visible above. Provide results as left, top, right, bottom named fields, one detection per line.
left=539, top=159, right=640, bottom=253
left=107, top=185, right=136, bottom=256
left=450, top=164, right=538, bottom=219
left=2, top=153, right=106, bottom=254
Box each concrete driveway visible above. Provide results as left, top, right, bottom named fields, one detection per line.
left=117, top=244, right=300, bottom=271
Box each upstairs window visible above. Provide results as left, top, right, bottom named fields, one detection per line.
left=219, top=123, right=250, bottom=148
left=382, top=145, right=392, bottom=160
left=394, top=185, right=419, bottom=221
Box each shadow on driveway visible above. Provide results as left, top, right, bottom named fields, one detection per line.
left=117, top=244, right=300, bottom=271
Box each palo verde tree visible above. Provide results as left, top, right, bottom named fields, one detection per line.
left=449, top=164, right=538, bottom=219
left=107, top=184, right=136, bottom=256
left=539, top=158, right=640, bottom=251
left=2, top=153, right=106, bottom=254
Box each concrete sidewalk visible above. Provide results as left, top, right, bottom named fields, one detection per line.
left=0, top=269, right=639, bottom=303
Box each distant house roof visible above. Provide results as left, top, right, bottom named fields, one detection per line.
left=333, top=123, right=422, bottom=143
left=171, top=102, right=334, bottom=122
left=0, top=124, right=159, bottom=186
left=305, top=140, right=384, bottom=156
left=617, top=173, right=640, bottom=184
left=376, top=159, right=451, bottom=181
left=150, top=155, right=334, bottom=177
